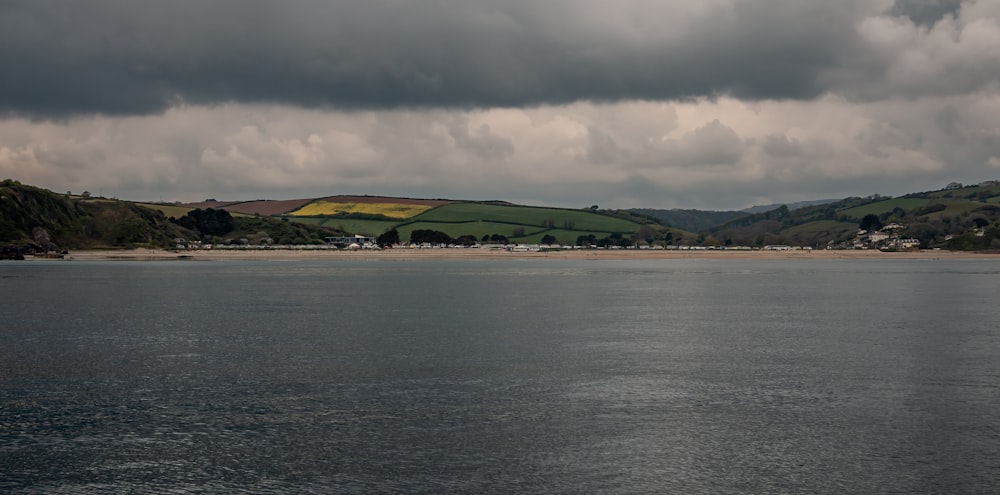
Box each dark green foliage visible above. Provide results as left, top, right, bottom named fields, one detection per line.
left=540, top=234, right=557, bottom=245
left=945, top=226, right=1000, bottom=250
left=410, top=229, right=453, bottom=244
left=632, top=208, right=749, bottom=231
left=229, top=216, right=340, bottom=245
left=173, top=208, right=235, bottom=236
left=859, top=214, right=882, bottom=232
left=377, top=228, right=401, bottom=246
left=0, top=180, right=193, bottom=249
left=705, top=184, right=1000, bottom=249
left=913, top=203, right=947, bottom=216
left=454, top=234, right=478, bottom=246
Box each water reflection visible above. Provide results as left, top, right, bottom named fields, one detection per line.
left=1, top=259, right=998, bottom=493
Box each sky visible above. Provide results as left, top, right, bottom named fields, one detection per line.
left=1, top=0, right=998, bottom=210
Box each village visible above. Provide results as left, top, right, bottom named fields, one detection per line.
left=834, top=223, right=921, bottom=251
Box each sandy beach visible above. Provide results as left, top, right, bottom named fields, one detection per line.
left=55, top=247, right=1000, bottom=262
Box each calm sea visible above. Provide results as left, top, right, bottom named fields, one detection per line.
left=1, top=258, right=999, bottom=494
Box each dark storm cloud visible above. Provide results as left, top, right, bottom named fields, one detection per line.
left=888, top=0, right=965, bottom=25
left=1, top=0, right=872, bottom=117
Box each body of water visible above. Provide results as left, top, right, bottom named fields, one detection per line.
left=1, top=258, right=999, bottom=493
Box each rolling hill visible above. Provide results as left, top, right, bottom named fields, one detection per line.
left=4, top=178, right=999, bottom=253
left=0, top=180, right=345, bottom=254
left=708, top=182, right=1000, bottom=249
left=179, top=195, right=687, bottom=246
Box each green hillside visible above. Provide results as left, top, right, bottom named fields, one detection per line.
left=710, top=182, right=1000, bottom=249
left=6, top=178, right=998, bottom=252
left=1, top=179, right=193, bottom=251
left=407, top=202, right=639, bottom=231
left=0, top=180, right=345, bottom=254
left=286, top=201, right=688, bottom=246
left=286, top=216, right=400, bottom=236
left=631, top=208, right=749, bottom=232
left=837, top=198, right=930, bottom=219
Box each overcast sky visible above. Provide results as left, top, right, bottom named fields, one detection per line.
left=2, top=0, right=998, bottom=210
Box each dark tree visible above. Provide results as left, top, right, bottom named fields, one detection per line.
left=174, top=208, right=235, bottom=236
left=540, top=234, right=557, bottom=245
left=576, top=234, right=597, bottom=246
left=377, top=228, right=401, bottom=246
left=454, top=234, right=478, bottom=246
left=637, top=225, right=657, bottom=243
left=410, top=229, right=452, bottom=244
left=859, top=214, right=882, bottom=232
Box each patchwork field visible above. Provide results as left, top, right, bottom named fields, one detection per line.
left=290, top=200, right=434, bottom=218
left=839, top=197, right=997, bottom=221
left=409, top=203, right=640, bottom=232
left=134, top=202, right=195, bottom=219
left=838, top=198, right=930, bottom=219
left=172, top=194, right=659, bottom=242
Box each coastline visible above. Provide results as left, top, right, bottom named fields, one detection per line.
left=52, top=247, right=1000, bottom=262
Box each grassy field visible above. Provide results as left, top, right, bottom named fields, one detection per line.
left=924, top=201, right=997, bottom=219
left=134, top=202, right=194, bottom=219
left=287, top=217, right=400, bottom=236
left=136, top=202, right=262, bottom=219
left=285, top=201, right=646, bottom=240
left=926, top=184, right=1000, bottom=200
left=512, top=228, right=615, bottom=244
left=780, top=220, right=858, bottom=245
left=289, top=200, right=433, bottom=219
left=394, top=221, right=620, bottom=243
left=410, top=202, right=641, bottom=232
left=838, top=198, right=929, bottom=219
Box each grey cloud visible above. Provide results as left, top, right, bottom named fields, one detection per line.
left=0, top=0, right=899, bottom=118
left=3, top=92, right=998, bottom=211
left=585, top=126, right=621, bottom=164
left=824, top=1, right=1000, bottom=101
left=761, top=134, right=806, bottom=158
left=676, top=120, right=744, bottom=166
left=448, top=121, right=515, bottom=162
left=888, top=0, right=965, bottom=25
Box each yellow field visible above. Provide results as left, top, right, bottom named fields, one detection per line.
left=289, top=201, right=433, bottom=219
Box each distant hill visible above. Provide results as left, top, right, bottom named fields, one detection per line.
left=178, top=195, right=691, bottom=246
left=0, top=180, right=344, bottom=254
left=630, top=200, right=838, bottom=233
left=0, top=179, right=193, bottom=252
left=630, top=208, right=749, bottom=233
left=4, top=179, right=998, bottom=252
left=0, top=181, right=691, bottom=251
left=709, top=183, right=1000, bottom=249
left=741, top=199, right=839, bottom=214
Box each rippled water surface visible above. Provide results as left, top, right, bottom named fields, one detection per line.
left=2, top=258, right=999, bottom=493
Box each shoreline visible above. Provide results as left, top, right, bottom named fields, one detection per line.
left=48, top=247, right=1000, bottom=262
